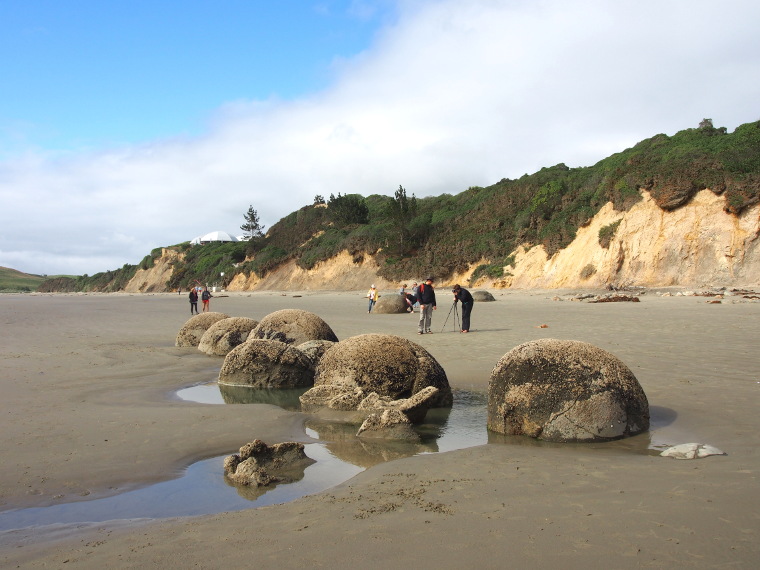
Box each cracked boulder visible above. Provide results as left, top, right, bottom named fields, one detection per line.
left=296, top=339, right=336, bottom=371
left=218, top=339, right=315, bottom=388
left=488, top=338, right=649, bottom=442
left=250, top=309, right=338, bottom=345
left=304, top=333, right=452, bottom=408
left=198, top=317, right=259, bottom=356
left=356, top=409, right=421, bottom=441
left=223, top=439, right=315, bottom=487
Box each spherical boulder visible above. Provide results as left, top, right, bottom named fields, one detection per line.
left=472, top=290, right=496, bottom=302
left=219, top=339, right=315, bottom=388
left=312, top=334, right=452, bottom=407
left=175, top=312, right=230, bottom=347
left=250, top=309, right=338, bottom=345
left=488, top=338, right=649, bottom=442
left=373, top=294, right=410, bottom=314
left=198, top=317, right=259, bottom=356
left=296, top=339, right=336, bottom=370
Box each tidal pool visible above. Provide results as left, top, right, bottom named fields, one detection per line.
left=0, top=387, right=489, bottom=534
left=0, top=385, right=677, bottom=535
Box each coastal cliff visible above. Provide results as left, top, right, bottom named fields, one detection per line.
left=128, top=188, right=758, bottom=292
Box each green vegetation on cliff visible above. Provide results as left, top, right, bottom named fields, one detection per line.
left=38, top=119, right=760, bottom=292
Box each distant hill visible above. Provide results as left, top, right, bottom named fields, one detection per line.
left=0, top=266, right=49, bottom=292
left=39, top=119, right=760, bottom=292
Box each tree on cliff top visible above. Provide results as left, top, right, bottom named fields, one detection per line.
left=241, top=205, right=265, bottom=240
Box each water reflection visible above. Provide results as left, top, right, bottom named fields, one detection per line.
left=218, top=385, right=307, bottom=410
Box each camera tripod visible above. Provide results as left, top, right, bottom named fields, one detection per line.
left=441, top=301, right=460, bottom=333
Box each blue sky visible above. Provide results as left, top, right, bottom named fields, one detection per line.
left=1, top=0, right=391, bottom=154
left=1, top=0, right=759, bottom=276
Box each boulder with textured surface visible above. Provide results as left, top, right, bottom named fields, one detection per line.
left=198, top=317, right=259, bottom=355
left=308, top=333, right=452, bottom=407
left=356, top=409, right=420, bottom=441
left=224, top=439, right=315, bottom=487
left=250, top=309, right=338, bottom=345
left=296, top=339, right=336, bottom=371
left=472, top=290, right=496, bottom=302
left=218, top=339, right=315, bottom=388
left=175, top=312, right=230, bottom=347
left=488, top=338, right=649, bottom=442
left=373, top=294, right=410, bottom=314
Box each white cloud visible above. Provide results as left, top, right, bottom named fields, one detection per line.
left=1, top=0, right=758, bottom=275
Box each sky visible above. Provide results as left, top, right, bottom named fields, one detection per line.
left=1, top=0, right=758, bottom=277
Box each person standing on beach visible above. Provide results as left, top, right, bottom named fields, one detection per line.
left=399, top=283, right=414, bottom=312
left=366, top=284, right=379, bottom=313
left=411, top=282, right=420, bottom=312
left=452, top=284, right=474, bottom=333
left=417, top=277, right=437, bottom=334
left=201, top=287, right=212, bottom=312
left=188, top=288, right=199, bottom=315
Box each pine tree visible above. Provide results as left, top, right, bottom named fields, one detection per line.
left=240, top=205, right=265, bottom=240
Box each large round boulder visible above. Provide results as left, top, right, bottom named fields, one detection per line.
left=198, top=317, right=259, bottom=356
left=488, top=338, right=649, bottom=442
left=296, top=339, right=336, bottom=371
left=472, top=290, right=496, bottom=302
left=250, top=309, right=338, bottom=345
left=175, top=312, right=230, bottom=347
left=373, top=294, right=410, bottom=314
left=219, top=339, right=315, bottom=388
left=312, top=334, right=452, bottom=407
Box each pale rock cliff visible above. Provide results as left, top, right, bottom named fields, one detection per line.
left=502, top=189, right=760, bottom=289
left=125, top=248, right=183, bottom=293
left=227, top=250, right=401, bottom=292
left=140, top=189, right=759, bottom=292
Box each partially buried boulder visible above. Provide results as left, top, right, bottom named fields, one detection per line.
left=488, top=338, right=649, bottom=442
left=472, top=290, right=496, bottom=302
left=305, top=333, right=452, bottom=407
left=373, top=294, right=410, bottom=314
left=175, top=312, right=230, bottom=347
left=250, top=309, right=338, bottom=345
left=218, top=339, right=315, bottom=388
left=198, top=317, right=259, bottom=356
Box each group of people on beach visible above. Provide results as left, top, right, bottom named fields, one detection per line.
left=367, top=277, right=474, bottom=334
left=188, top=286, right=213, bottom=315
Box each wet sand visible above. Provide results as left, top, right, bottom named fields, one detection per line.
left=0, top=289, right=758, bottom=567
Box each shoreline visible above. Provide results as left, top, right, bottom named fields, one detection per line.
left=1, top=290, right=758, bottom=567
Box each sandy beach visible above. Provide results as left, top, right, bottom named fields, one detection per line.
left=0, top=289, right=758, bottom=568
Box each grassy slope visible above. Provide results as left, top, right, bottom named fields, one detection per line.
left=37, top=120, right=760, bottom=292
left=0, top=266, right=51, bottom=292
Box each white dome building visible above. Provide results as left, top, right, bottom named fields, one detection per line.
left=191, top=231, right=239, bottom=245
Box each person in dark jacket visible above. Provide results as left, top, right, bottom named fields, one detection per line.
left=452, top=284, right=474, bottom=333
left=188, top=288, right=199, bottom=315
left=201, top=287, right=213, bottom=312
left=417, top=277, right=437, bottom=334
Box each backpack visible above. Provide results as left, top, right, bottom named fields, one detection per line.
left=202, top=291, right=210, bottom=301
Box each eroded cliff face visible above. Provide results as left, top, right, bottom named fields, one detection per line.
left=124, top=248, right=183, bottom=293
left=139, top=189, right=759, bottom=291
left=502, top=189, right=760, bottom=289
left=226, top=250, right=400, bottom=292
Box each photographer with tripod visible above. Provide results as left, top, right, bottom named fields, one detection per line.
left=452, top=284, right=474, bottom=333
